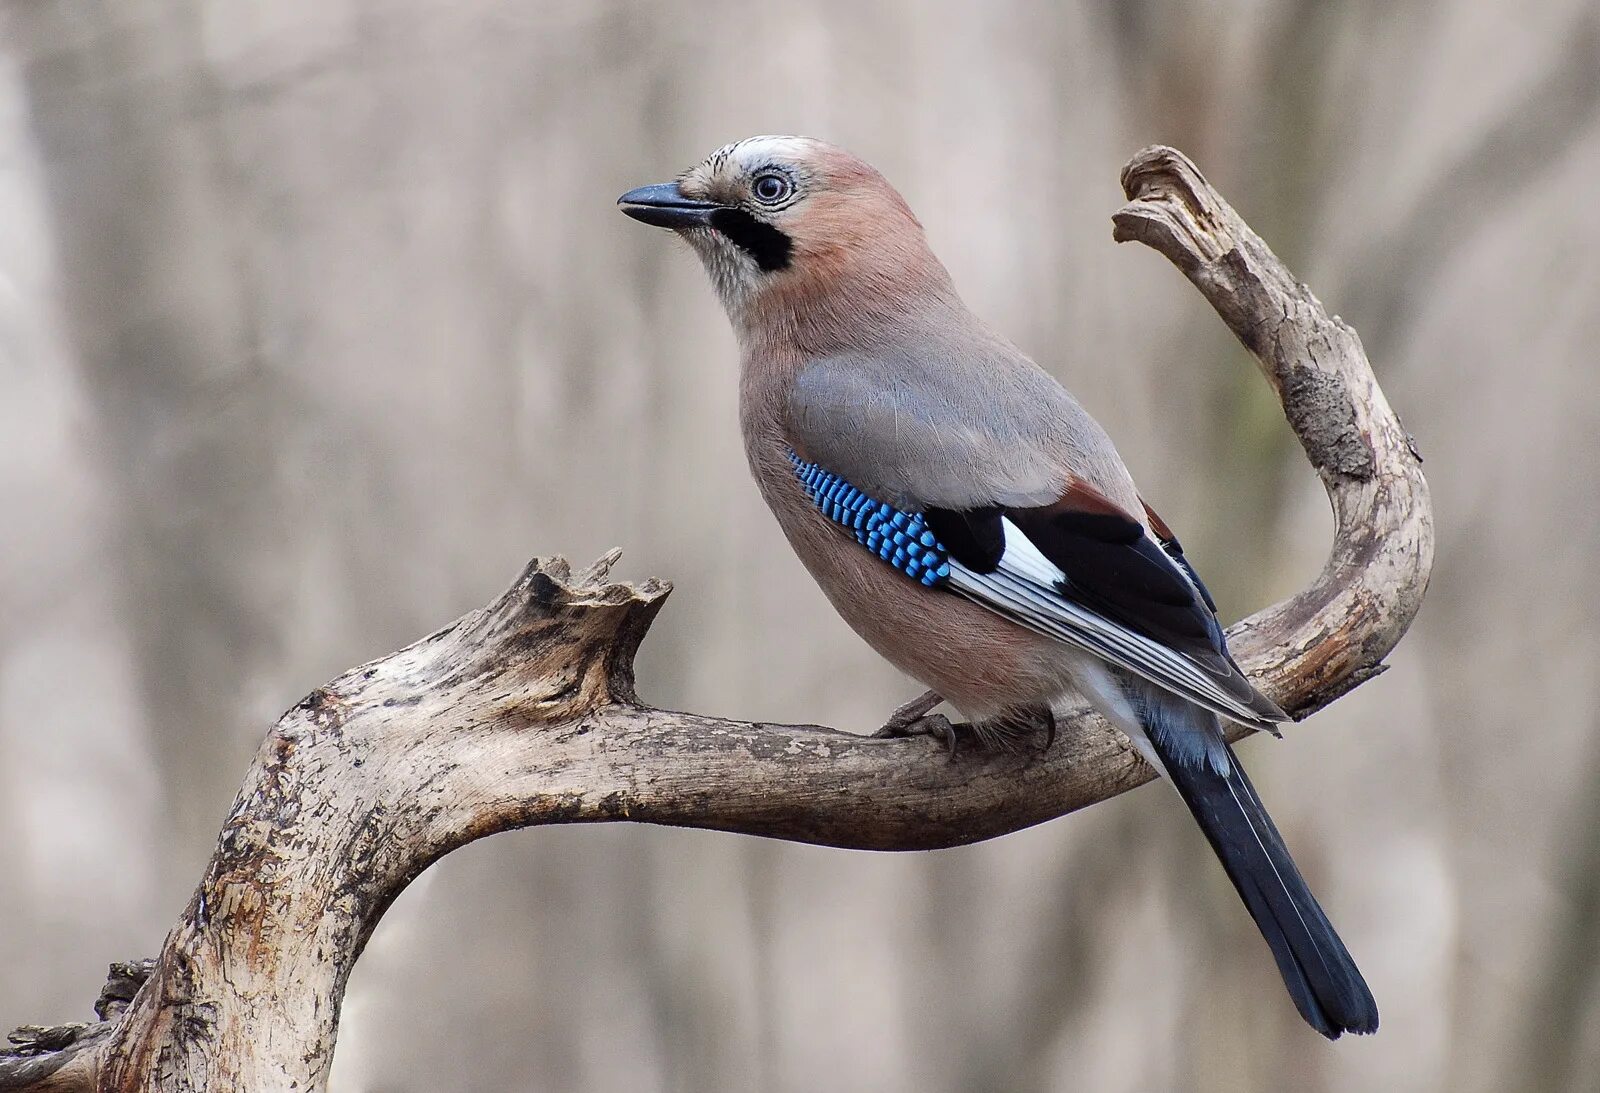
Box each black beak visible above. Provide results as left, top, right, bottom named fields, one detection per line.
left=617, top=183, right=723, bottom=229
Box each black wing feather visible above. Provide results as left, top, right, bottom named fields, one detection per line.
left=929, top=503, right=1228, bottom=665
left=1009, top=507, right=1222, bottom=654
left=924, top=506, right=1006, bottom=572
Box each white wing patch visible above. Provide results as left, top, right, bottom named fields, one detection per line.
left=947, top=520, right=1282, bottom=731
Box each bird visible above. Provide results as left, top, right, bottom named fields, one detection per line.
left=619, top=135, right=1378, bottom=1039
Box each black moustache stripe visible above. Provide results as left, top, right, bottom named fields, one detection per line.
left=708, top=208, right=793, bottom=272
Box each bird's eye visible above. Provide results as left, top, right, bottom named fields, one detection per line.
left=751, top=172, right=793, bottom=204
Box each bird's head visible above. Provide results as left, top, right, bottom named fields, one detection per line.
left=619, top=136, right=956, bottom=349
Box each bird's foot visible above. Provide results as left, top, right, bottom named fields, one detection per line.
left=873, top=712, right=967, bottom=759
left=873, top=692, right=972, bottom=759
left=874, top=690, right=944, bottom=736
left=873, top=693, right=1056, bottom=760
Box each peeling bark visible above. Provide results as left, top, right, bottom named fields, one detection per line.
left=0, top=146, right=1433, bottom=1093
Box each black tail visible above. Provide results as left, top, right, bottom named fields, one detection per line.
left=1151, top=730, right=1379, bottom=1038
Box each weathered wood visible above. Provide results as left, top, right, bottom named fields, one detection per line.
left=0, top=146, right=1432, bottom=1093
left=1111, top=146, right=1433, bottom=717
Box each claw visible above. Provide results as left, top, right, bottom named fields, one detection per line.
left=1039, top=707, right=1057, bottom=752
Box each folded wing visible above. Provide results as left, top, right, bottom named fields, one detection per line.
left=927, top=483, right=1286, bottom=730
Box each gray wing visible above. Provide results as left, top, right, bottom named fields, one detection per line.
left=787, top=337, right=1136, bottom=514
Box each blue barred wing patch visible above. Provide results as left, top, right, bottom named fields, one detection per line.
left=789, top=451, right=951, bottom=587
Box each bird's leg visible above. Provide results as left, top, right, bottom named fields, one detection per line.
left=874, top=689, right=944, bottom=736
left=872, top=691, right=967, bottom=759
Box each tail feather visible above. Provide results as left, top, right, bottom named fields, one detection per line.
left=1136, top=689, right=1379, bottom=1038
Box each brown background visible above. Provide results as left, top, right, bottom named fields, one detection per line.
left=3, top=1, right=1598, bottom=1090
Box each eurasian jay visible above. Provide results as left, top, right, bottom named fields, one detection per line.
left=620, top=135, right=1378, bottom=1038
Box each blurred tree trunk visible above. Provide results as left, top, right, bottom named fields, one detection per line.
left=11, top=2, right=288, bottom=865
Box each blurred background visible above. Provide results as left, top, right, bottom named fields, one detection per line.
left=2, top=1, right=1597, bottom=1090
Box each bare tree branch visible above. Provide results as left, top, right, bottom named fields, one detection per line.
left=0, top=145, right=1432, bottom=1093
